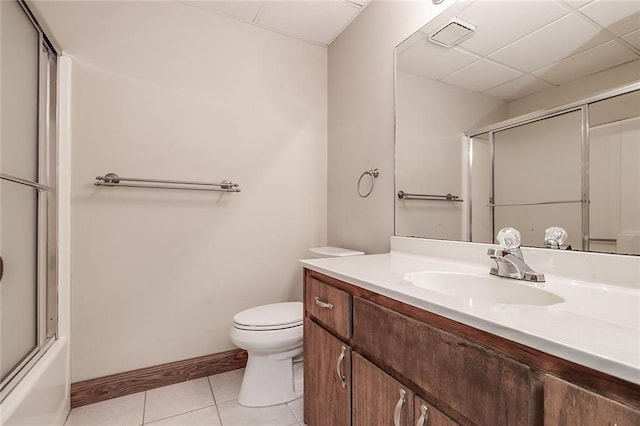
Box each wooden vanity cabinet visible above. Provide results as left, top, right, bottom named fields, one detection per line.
left=303, top=269, right=640, bottom=426
left=544, top=375, right=640, bottom=425
left=352, top=353, right=414, bottom=426
left=304, top=273, right=353, bottom=425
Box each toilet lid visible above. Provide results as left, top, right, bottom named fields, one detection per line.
left=233, top=302, right=303, bottom=330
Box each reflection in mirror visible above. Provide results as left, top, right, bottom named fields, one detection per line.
left=395, top=0, right=640, bottom=255
left=589, top=90, right=640, bottom=254
left=492, top=110, right=583, bottom=250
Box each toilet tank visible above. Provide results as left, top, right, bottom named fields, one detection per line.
left=308, top=246, right=364, bottom=258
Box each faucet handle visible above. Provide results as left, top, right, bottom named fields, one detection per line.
left=496, top=227, right=521, bottom=250
left=545, top=226, right=568, bottom=249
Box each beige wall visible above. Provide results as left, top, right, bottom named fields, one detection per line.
left=327, top=0, right=455, bottom=254
left=35, top=1, right=327, bottom=382
left=395, top=70, right=507, bottom=240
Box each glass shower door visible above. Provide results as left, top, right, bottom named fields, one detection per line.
left=0, top=0, right=57, bottom=395
left=0, top=182, right=39, bottom=382
left=492, top=110, right=584, bottom=249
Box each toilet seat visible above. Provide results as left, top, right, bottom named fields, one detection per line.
left=233, top=302, right=302, bottom=331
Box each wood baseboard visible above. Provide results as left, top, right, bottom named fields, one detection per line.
left=70, top=349, right=247, bottom=408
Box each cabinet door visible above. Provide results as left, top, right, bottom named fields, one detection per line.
left=544, top=375, right=640, bottom=425
left=304, top=319, right=351, bottom=426
left=353, top=353, right=414, bottom=426
left=414, top=396, right=458, bottom=426
left=353, top=297, right=531, bottom=425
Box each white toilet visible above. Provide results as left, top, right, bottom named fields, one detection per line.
left=230, top=246, right=364, bottom=407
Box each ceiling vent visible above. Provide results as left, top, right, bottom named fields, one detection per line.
left=428, top=17, right=476, bottom=48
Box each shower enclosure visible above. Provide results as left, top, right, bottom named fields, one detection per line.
left=0, top=0, right=58, bottom=401
left=468, top=84, right=640, bottom=254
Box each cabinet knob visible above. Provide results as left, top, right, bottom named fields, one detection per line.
left=393, top=389, right=407, bottom=426
left=315, top=297, right=334, bottom=310
left=336, top=346, right=347, bottom=389
left=416, top=404, right=429, bottom=426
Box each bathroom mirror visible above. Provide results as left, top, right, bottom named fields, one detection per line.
left=395, top=0, right=640, bottom=255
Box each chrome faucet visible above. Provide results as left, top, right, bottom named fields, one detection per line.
left=487, top=228, right=545, bottom=283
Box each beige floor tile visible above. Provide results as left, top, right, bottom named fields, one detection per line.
left=208, top=369, right=244, bottom=404
left=217, top=399, right=298, bottom=426
left=144, top=378, right=215, bottom=423
left=65, top=392, right=145, bottom=426
left=286, top=397, right=303, bottom=422
left=143, top=405, right=221, bottom=426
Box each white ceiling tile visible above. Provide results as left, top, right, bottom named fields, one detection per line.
left=482, top=75, right=555, bottom=102
left=256, top=0, right=360, bottom=45
left=396, top=32, right=425, bottom=56
left=622, top=28, right=640, bottom=50
left=345, top=0, right=370, bottom=6
left=183, top=1, right=263, bottom=22
left=440, top=59, right=523, bottom=93
left=533, top=40, right=639, bottom=84
left=561, top=0, right=595, bottom=9
left=456, top=0, right=568, bottom=55
left=397, top=40, right=479, bottom=80
left=579, top=0, right=640, bottom=36
left=489, top=13, right=611, bottom=72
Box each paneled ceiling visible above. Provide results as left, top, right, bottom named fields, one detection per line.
left=183, top=0, right=370, bottom=46
left=397, top=0, right=640, bottom=102
left=31, top=0, right=370, bottom=51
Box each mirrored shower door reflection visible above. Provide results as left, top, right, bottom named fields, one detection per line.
left=0, top=0, right=58, bottom=397
left=492, top=110, right=584, bottom=250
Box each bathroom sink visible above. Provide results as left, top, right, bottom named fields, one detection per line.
left=404, top=271, right=564, bottom=306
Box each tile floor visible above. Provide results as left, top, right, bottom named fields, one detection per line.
left=64, top=369, right=304, bottom=426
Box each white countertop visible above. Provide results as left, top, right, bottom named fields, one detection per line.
left=300, top=238, right=640, bottom=385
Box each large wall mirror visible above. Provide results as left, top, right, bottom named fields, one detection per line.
left=395, top=0, right=640, bottom=255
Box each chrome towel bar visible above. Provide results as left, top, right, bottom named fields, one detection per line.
left=487, top=199, right=582, bottom=207
left=397, top=190, right=463, bottom=202
left=94, top=173, right=241, bottom=192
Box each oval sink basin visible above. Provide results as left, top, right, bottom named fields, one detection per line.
left=404, top=271, right=564, bottom=306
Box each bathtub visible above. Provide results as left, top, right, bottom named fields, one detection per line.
left=1, top=338, right=70, bottom=426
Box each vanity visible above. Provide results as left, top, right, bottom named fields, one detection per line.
left=301, top=237, right=640, bottom=426
left=301, top=0, right=640, bottom=423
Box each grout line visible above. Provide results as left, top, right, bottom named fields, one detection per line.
left=143, top=404, right=217, bottom=425
left=207, top=375, right=224, bottom=426
left=287, top=397, right=304, bottom=424
left=141, top=391, right=147, bottom=425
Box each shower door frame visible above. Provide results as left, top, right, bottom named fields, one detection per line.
left=0, top=0, right=59, bottom=401
left=466, top=80, right=640, bottom=250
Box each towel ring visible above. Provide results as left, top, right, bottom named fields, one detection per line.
left=357, top=168, right=380, bottom=198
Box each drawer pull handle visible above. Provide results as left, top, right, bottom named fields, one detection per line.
left=336, top=346, right=347, bottom=389
left=416, top=404, right=429, bottom=426
left=393, top=389, right=407, bottom=426
left=315, top=297, right=334, bottom=310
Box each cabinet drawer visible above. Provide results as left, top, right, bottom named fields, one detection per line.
left=353, top=297, right=531, bottom=425
left=305, top=277, right=351, bottom=339
left=544, top=375, right=640, bottom=425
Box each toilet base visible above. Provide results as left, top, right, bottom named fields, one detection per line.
left=238, top=347, right=303, bottom=407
